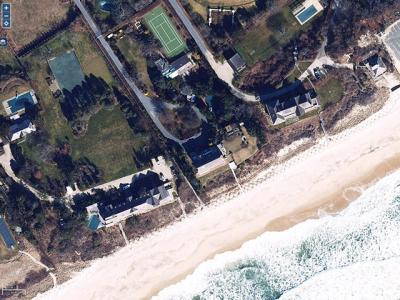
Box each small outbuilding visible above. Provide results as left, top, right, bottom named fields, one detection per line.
left=228, top=53, right=246, bottom=73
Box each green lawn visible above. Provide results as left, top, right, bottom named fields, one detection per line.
left=286, top=61, right=313, bottom=82
left=235, top=7, right=318, bottom=66
left=116, top=36, right=153, bottom=93
left=316, top=77, right=345, bottom=109
left=27, top=30, right=114, bottom=85
left=19, top=28, right=150, bottom=185
left=71, top=107, right=147, bottom=182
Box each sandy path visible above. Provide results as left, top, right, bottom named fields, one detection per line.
left=34, top=84, right=400, bottom=300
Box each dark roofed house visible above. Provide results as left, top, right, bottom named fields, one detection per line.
left=89, top=170, right=174, bottom=227
left=264, top=89, right=319, bottom=125
left=157, top=53, right=196, bottom=79
left=228, top=53, right=246, bottom=73
left=365, top=54, right=387, bottom=79
left=167, top=54, right=196, bottom=78
left=8, top=117, right=36, bottom=142
left=191, top=146, right=226, bottom=177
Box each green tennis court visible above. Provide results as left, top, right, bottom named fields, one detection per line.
left=144, top=6, right=187, bottom=57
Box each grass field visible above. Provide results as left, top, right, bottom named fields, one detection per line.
left=285, top=61, right=313, bottom=83
left=70, top=107, right=148, bottom=182
left=144, top=6, right=187, bottom=58
left=0, top=239, right=16, bottom=261
left=19, top=27, right=150, bottom=184
left=4, top=0, right=70, bottom=47
left=0, top=47, right=18, bottom=67
left=116, top=36, right=154, bottom=92
left=316, top=77, right=345, bottom=109
left=235, top=7, right=314, bottom=66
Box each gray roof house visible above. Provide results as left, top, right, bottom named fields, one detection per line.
left=365, top=54, right=387, bottom=79
left=87, top=170, right=175, bottom=227
left=264, top=90, right=319, bottom=125
left=228, top=53, right=246, bottom=73
left=156, top=53, right=196, bottom=79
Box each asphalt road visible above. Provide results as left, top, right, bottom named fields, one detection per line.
left=167, top=0, right=257, bottom=102
left=73, top=0, right=195, bottom=144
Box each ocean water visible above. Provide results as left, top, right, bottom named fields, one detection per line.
left=154, top=170, right=400, bottom=300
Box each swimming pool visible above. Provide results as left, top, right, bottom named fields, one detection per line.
left=0, top=216, right=15, bottom=249
left=296, top=5, right=318, bottom=24
left=3, top=90, right=38, bottom=115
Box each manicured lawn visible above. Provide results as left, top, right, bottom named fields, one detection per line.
left=316, top=77, right=344, bottom=109
left=235, top=7, right=318, bottom=66
left=20, top=27, right=150, bottom=184
left=70, top=107, right=148, bottom=182
left=286, top=61, right=313, bottom=82
left=116, top=36, right=153, bottom=92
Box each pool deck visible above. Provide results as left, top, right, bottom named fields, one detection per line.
left=292, top=0, right=323, bottom=25
left=2, top=90, right=38, bottom=116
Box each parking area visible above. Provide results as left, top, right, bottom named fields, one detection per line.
left=384, top=21, right=400, bottom=72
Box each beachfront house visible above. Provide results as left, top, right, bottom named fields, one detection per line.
left=8, top=117, right=36, bottom=142
left=191, top=146, right=227, bottom=177
left=86, top=156, right=176, bottom=228
left=262, top=89, right=320, bottom=125
left=364, top=54, right=387, bottom=79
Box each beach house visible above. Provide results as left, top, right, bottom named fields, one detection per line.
left=86, top=156, right=176, bottom=228
left=364, top=54, right=387, bottom=79
left=191, top=146, right=227, bottom=177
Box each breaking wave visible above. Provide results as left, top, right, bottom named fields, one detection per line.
left=154, top=169, right=400, bottom=300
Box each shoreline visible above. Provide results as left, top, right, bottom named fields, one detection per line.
left=35, top=85, right=400, bottom=300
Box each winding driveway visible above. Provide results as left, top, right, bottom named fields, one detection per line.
left=167, top=0, right=257, bottom=102
left=73, top=0, right=199, bottom=145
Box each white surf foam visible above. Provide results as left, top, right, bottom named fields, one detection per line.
left=154, top=169, right=400, bottom=299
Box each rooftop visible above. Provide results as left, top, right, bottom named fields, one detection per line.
left=98, top=171, right=169, bottom=219
left=191, top=146, right=223, bottom=168
left=228, top=53, right=246, bottom=73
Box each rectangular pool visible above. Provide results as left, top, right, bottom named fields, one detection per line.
left=3, top=90, right=38, bottom=115
left=0, top=217, right=16, bottom=249
left=296, top=5, right=318, bottom=24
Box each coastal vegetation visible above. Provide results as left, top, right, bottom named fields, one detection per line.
left=10, top=23, right=159, bottom=196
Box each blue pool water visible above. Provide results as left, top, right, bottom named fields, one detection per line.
left=0, top=216, right=15, bottom=249
left=296, top=5, right=318, bottom=24
left=6, top=91, right=36, bottom=114
left=88, top=215, right=101, bottom=231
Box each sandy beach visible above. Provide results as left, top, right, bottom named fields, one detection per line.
left=33, top=80, right=400, bottom=300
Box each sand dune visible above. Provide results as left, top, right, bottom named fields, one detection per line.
left=34, top=80, right=400, bottom=300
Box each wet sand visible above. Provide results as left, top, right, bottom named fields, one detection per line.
left=34, top=86, right=400, bottom=300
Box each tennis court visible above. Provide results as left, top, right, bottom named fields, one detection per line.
left=144, top=6, right=187, bottom=57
